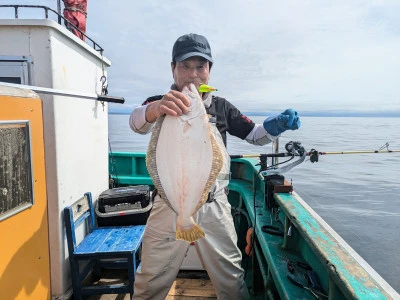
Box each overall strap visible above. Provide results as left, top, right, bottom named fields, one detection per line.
left=205, top=96, right=227, bottom=146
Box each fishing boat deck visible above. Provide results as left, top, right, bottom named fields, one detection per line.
left=86, top=270, right=217, bottom=300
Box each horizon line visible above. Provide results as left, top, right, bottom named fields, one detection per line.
left=108, top=110, right=400, bottom=118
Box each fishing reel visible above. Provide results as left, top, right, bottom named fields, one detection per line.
left=285, top=141, right=306, bottom=157
left=308, top=149, right=319, bottom=163
left=264, top=141, right=306, bottom=175
left=250, top=141, right=306, bottom=175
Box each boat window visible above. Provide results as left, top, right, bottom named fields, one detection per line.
left=0, top=121, right=34, bottom=221
left=0, top=56, right=33, bottom=85
left=0, top=77, right=22, bottom=84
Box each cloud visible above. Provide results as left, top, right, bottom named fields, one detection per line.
left=3, top=0, right=399, bottom=112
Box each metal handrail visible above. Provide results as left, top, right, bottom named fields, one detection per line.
left=0, top=5, right=103, bottom=53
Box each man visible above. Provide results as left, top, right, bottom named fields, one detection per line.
left=129, top=33, right=300, bottom=300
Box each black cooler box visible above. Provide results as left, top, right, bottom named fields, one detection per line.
left=95, top=185, right=152, bottom=226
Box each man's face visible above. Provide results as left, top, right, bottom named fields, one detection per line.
left=171, top=57, right=210, bottom=92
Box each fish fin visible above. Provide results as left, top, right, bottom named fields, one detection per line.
left=193, top=130, right=224, bottom=216
left=146, top=116, right=176, bottom=212
left=176, top=223, right=205, bottom=242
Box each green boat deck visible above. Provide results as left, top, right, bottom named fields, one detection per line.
left=108, top=152, right=398, bottom=299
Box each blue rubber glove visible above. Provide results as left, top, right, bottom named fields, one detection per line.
left=263, top=108, right=301, bottom=136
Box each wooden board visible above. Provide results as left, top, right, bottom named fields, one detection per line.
left=167, top=278, right=217, bottom=299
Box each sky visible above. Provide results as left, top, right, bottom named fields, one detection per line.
left=1, top=0, right=399, bottom=114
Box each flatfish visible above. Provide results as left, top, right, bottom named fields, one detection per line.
left=146, top=83, right=223, bottom=242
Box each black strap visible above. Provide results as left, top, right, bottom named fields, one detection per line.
left=261, top=225, right=284, bottom=236
left=206, top=187, right=229, bottom=203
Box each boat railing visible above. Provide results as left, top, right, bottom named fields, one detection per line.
left=0, top=4, right=103, bottom=53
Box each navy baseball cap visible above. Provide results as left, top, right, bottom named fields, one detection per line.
left=172, top=33, right=213, bottom=63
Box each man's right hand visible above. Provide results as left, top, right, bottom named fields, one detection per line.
left=145, top=90, right=191, bottom=123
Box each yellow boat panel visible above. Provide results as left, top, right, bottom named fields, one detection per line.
left=0, top=90, right=51, bottom=299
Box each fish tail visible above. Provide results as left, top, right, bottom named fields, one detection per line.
left=176, top=220, right=205, bottom=242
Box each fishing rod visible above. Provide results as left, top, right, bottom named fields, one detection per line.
left=307, top=147, right=400, bottom=162
left=0, top=82, right=125, bottom=104
left=230, top=141, right=400, bottom=173
left=231, top=149, right=400, bottom=159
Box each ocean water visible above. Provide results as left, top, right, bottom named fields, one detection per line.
left=109, top=114, right=400, bottom=292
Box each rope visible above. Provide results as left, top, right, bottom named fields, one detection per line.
left=64, top=6, right=87, bottom=16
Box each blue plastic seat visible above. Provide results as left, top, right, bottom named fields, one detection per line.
left=64, top=192, right=145, bottom=300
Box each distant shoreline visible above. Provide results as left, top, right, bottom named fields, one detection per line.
left=109, top=111, right=400, bottom=118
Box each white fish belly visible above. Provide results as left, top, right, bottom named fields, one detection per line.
left=146, top=83, right=223, bottom=241
left=155, top=113, right=213, bottom=219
